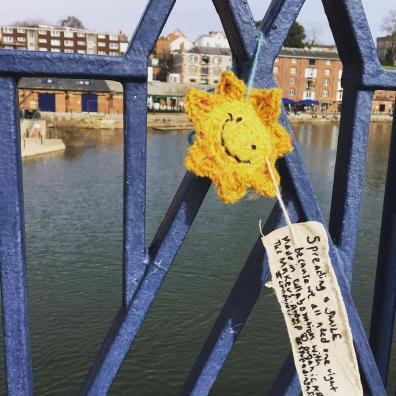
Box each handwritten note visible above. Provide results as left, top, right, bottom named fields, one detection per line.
left=261, top=221, right=362, bottom=396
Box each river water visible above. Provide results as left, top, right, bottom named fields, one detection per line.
left=2, top=122, right=395, bottom=395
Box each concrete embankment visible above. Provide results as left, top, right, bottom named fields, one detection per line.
left=40, top=112, right=194, bottom=130
left=21, top=137, right=65, bottom=159
left=40, top=111, right=393, bottom=132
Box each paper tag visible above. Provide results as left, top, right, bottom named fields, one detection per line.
left=261, top=221, right=362, bottom=396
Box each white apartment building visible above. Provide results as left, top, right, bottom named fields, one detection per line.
left=173, top=46, right=232, bottom=85
left=193, top=31, right=230, bottom=49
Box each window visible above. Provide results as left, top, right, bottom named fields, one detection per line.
left=51, top=30, right=61, bottom=37
left=77, top=32, right=85, bottom=38
left=4, top=27, right=14, bottom=34
left=64, top=31, right=74, bottom=38
left=87, top=49, right=96, bottom=54
left=275, top=57, right=280, bottom=63
left=338, top=70, right=342, bottom=79
left=3, top=46, right=13, bottom=49
left=98, top=42, right=106, bottom=47
left=323, top=79, right=330, bottom=86
left=39, top=47, right=47, bottom=51
left=64, top=49, right=74, bottom=53
left=288, top=89, right=295, bottom=96
left=109, top=34, right=118, bottom=41
left=51, top=39, right=60, bottom=46
left=337, top=92, right=343, bottom=101
left=3, top=36, right=14, bottom=43
left=306, top=80, right=314, bottom=89
left=290, top=67, right=296, bottom=74
left=325, top=69, right=331, bottom=76
left=289, top=77, right=296, bottom=84
left=39, top=38, right=47, bottom=43
left=17, top=37, right=26, bottom=42
left=213, top=56, right=222, bottom=64
left=189, top=65, right=198, bottom=73
left=51, top=48, right=60, bottom=52
left=212, top=67, right=222, bottom=76
left=39, top=30, right=47, bottom=35
left=308, top=59, right=316, bottom=66
left=64, top=40, right=73, bottom=47
left=325, top=60, right=332, bottom=65
left=17, top=28, right=26, bottom=34
left=41, top=78, right=58, bottom=84
left=291, top=58, right=297, bottom=64
left=202, top=67, right=209, bottom=75
left=303, top=91, right=315, bottom=99
left=77, top=80, right=90, bottom=85
left=305, top=68, right=317, bottom=78
left=109, top=43, right=119, bottom=49
left=274, top=76, right=279, bottom=83
left=98, top=34, right=106, bottom=39
left=109, top=51, right=119, bottom=56
left=273, top=66, right=279, bottom=73
left=77, top=41, right=85, bottom=46
left=201, top=55, right=210, bottom=64
left=77, top=49, right=86, bottom=54
left=322, top=90, right=329, bottom=97
left=201, top=78, right=209, bottom=84
left=189, top=55, right=198, bottom=63
left=98, top=50, right=107, bottom=55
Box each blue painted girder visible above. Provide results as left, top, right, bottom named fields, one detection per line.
left=0, top=0, right=395, bottom=395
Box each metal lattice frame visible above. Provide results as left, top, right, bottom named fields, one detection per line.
left=0, top=0, right=395, bottom=394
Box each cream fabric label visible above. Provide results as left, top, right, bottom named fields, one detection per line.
left=261, top=221, right=362, bottom=396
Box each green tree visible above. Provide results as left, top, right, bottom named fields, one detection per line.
left=255, top=20, right=307, bottom=48
left=284, top=21, right=306, bottom=48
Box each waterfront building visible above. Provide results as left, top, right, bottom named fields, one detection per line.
left=19, top=78, right=123, bottom=114
left=372, top=90, right=395, bottom=114
left=377, top=34, right=396, bottom=65
left=274, top=47, right=343, bottom=111
left=0, top=25, right=128, bottom=56
left=172, top=46, right=232, bottom=85
left=193, top=31, right=230, bottom=49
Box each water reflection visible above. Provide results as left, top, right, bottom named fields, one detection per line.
left=4, top=121, right=394, bottom=395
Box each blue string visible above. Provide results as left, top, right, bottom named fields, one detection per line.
left=245, top=30, right=264, bottom=100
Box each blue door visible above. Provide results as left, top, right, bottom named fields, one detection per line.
left=38, top=93, right=56, bottom=112
left=82, top=93, right=98, bottom=112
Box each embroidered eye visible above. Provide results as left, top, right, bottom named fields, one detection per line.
left=251, top=144, right=257, bottom=150
left=227, top=112, right=233, bottom=121
left=236, top=117, right=243, bottom=123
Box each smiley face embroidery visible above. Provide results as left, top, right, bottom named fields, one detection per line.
left=184, top=71, right=293, bottom=204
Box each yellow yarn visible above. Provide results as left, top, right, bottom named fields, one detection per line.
left=184, top=70, right=293, bottom=204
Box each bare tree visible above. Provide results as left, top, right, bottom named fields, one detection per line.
left=12, top=18, right=49, bottom=28
left=59, top=16, right=85, bottom=30
left=382, top=10, right=396, bottom=36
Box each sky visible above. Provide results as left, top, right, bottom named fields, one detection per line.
left=0, top=0, right=393, bottom=45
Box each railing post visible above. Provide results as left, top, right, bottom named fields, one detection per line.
left=0, top=77, right=32, bottom=395
left=369, top=102, right=396, bottom=386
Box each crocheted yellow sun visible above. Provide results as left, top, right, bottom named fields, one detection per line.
left=184, top=70, right=293, bottom=204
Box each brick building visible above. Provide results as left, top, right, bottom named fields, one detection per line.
left=372, top=90, right=395, bottom=114
left=19, top=78, right=123, bottom=114
left=0, top=25, right=128, bottom=56
left=274, top=47, right=343, bottom=111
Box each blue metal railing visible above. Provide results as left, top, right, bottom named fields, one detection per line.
left=0, top=0, right=395, bottom=395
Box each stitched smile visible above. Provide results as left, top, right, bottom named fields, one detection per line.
left=220, top=120, right=251, bottom=164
